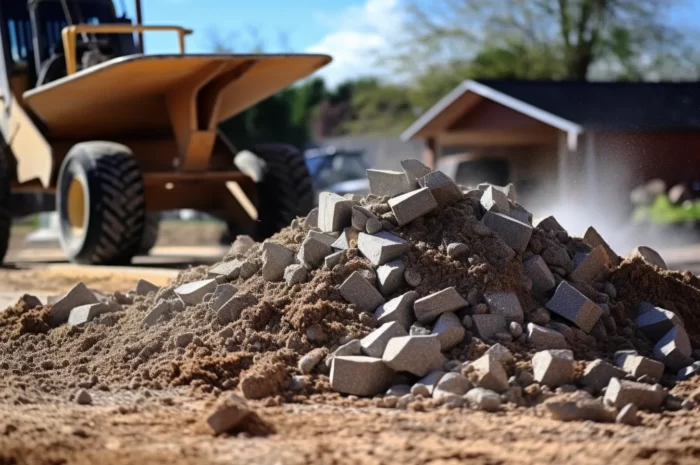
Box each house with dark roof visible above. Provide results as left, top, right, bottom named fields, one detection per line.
left=401, top=80, right=700, bottom=216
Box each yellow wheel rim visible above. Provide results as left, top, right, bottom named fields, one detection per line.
left=67, top=177, right=86, bottom=236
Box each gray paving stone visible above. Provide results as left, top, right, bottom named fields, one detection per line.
left=532, top=349, right=575, bottom=388
left=284, top=264, right=308, bottom=285
left=545, top=281, right=603, bottom=333
left=297, top=233, right=333, bottom=269
left=414, top=287, right=468, bottom=323
left=636, top=303, right=684, bottom=342
left=68, top=302, right=122, bottom=326
left=583, top=226, right=620, bottom=267
left=477, top=183, right=516, bottom=202
left=486, top=343, right=514, bottom=364
left=175, top=279, right=217, bottom=307
left=303, top=207, right=319, bottom=228
left=481, top=211, right=533, bottom=254
left=238, top=260, right=260, bottom=280
left=366, top=169, right=412, bottom=197
left=508, top=204, right=533, bottom=225
left=208, top=260, right=243, bottom=280
left=309, top=230, right=341, bottom=248
left=217, top=293, right=257, bottom=325
left=677, top=361, right=700, bottom=381
left=48, top=282, right=100, bottom=326
left=418, top=170, right=462, bottom=207
left=617, top=354, right=664, bottom=382
left=616, top=403, right=639, bottom=425
left=357, top=231, right=409, bottom=266
left=401, top=159, right=432, bottom=186
left=631, top=246, right=667, bottom=270
left=464, top=387, right=501, bottom=411
left=331, top=228, right=358, bottom=251
left=431, top=312, right=465, bottom=350
left=261, top=242, right=295, bottom=282
left=366, top=217, right=383, bottom=234
left=388, top=187, right=438, bottom=226
left=209, top=284, right=238, bottom=312
left=604, top=378, right=667, bottom=409
left=581, top=359, right=627, bottom=392
left=351, top=205, right=375, bottom=231
left=339, top=271, right=385, bottom=312
left=570, top=246, right=612, bottom=284
left=135, top=279, right=159, bottom=296
left=375, top=291, right=418, bottom=330
left=484, top=291, right=524, bottom=324
left=376, top=259, right=406, bottom=295
left=411, top=370, right=445, bottom=396
left=480, top=186, right=510, bottom=214
left=324, top=250, right=344, bottom=269
left=470, top=354, right=509, bottom=392
left=523, top=255, right=556, bottom=294
left=434, top=372, right=471, bottom=396
left=472, top=314, right=507, bottom=340
left=536, top=216, right=567, bottom=233
left=361, top=322, right=408, bottom=358
left=382, top=335, right=445, bottom=377
left=318, top=192, right=354, bottom=233
left=330, top=356, right=394, bottom=396
left=653, top=326, right=693, bottom=370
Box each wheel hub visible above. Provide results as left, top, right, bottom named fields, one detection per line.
left=67, top=177, right=86, bottom=235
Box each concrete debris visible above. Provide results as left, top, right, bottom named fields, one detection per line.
left=472, top=314, right=508, bottom=340
left=416, top=290, right=468, bottom=325
left=351, top=205, right=375, bottom=231
left=284, top=264, right=308, bottom=285
left=325, top=339, right=362, bottom=369
left=308, top=230, right=340, bottom=248
left=616, top=403, right=640, bottom=426
left=366, top=169, right=412, bottom=197
left=175, top=279, right=217, bottom=306
left=545, top=281, right=603, bottom=333
left=238, top=260, right=260, bottom=280
left=217, top=293, right=257, bottom=325
left=487, top=343, right=514, bottom=364
left=386, top=384, right=411, bottom=397
left=135, top=279, right=159, bottom=296
left=209, top=284, right=237, bottom=313
left=581, top=359, right=627, bottom=392
left=431, top=312, right=466, bottom=350
left=481, top=186, right=510, bottom=214
left=382, top=335, right=445, bottom=377
left=299, top=348, right=327, bottom=374
left=418, top=170, right=462, bottom=207
left=546, top=399, right=615, bottom=423
left=404, top=269, right=422, bottom=287
left=583, top=226, right=620, bottom=267
left=400, top=159, right=432, bottom=186
left=636, top=303, right=684, bottom=342
left=68, top=302, right=121, bottom=327
left=375, top=291, right=418, bottom=330
left=304, top=207, right=319, bottom=228
left=536, top=216, right=567, bottom=233
left=357, top=231, right=410, bottom=266
left=630, top=246, right=668, bottom=270
left=361, top=322, right=408, bottom=358
left=509, top=321, right=523, bottom=338
left=388, top=187, right=438, bottom=226
left=366, top=217, right=383, bottom=234
left=465, top=388, right=501, bottom=411
left=434, top=372, right=471, bottom=397
left=319, top=192, right=354, bottom=233
left=48, top=282, right=100, bottom=326
left=470, top=354, right=509, bottom=392
left=653, top=326, right=693, bottom=370
left=297, top=233, right=333, bottom=269
left=331, top=228, right=358, bottom=251
left=447, top=242, right=468, bottom=259
left=481, top=211, right=533, bottom=254
left=617, top=354, right=664, bottom=383
left=478, top=182, right=516, bottom=202
left=532, top=350, right=575, bottom=388
left=484, top=291, right=524, bottom=324
left=527, top=323, right=568, bottom=350
left=331, top=356, right=394, bottom=396
left=339, top=271, right=385, bottom=312
left=75, top=389, right=92, bottom=405
left=523, top=256, right=555, bottom=295
left=208, top=260, right=243, bottom=280
left=508, top=203, right=533, bottom=225
left=677, top=361, right=700, bottom=381
left=569, top=246, right=612, bottom=284
left=376, top=259, right=406, bottom=295
left=604, top=378, right=667, bottom=410
left=412, top=371, right=445, bottom=397
left=206, top=394, right=255, bottom=435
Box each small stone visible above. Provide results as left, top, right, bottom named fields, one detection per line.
left=351, top=205, right=374, bottom=231
left=480, top=186, right=510, bottom=213
left=357, top=232, right=409, bottom=266
left=529, top=307, right=551, bottom=326
left=48, top=282, right=100, bottom=326
left=304, top=207, right=319, bottom=228
left=447, top=242, right=468, bottom=259
left=484, top=292, right=524, bottom=324
left=434, top=372, right=471, bottom=397
left=481, top=211, right=533, bottom=254
left=462, top=315, right=474, bottom=329
left=604, top=378, right=667, bottom=409
left=532, top=350, right=575, bottom=388
left=472, top=314, right=507, bottom=340
left=616, top=403, right=639, bottom=426
left=175, top=279, right=217, bottom=306
left=470, top=354, right=509, bottom=392
left=299, top=348, right=327, bottom=374
left=653, top=326, right=693, bottom=370
left=135, top=279, right=159, bottom=296
left=361, top=322, right=408, bottom=358
left=400, top=159, right=432, bottom=185
left=410, top=322, right=432, bottom=336
left=517, top=371, right=535, bottom=387
left=206, top=394, right=254, bottom=435
left=382, top=335, right=445, bottom=377
left=318, top=192, right=354, bottom=233
left=569, top=246, right=612, bottom=284
left=636, top=303, right=684, bottom=342
left=486, top=343, right=514, bottom=364
left=536, top=216, right=567, bottom=233
left=175, top=332, right=194, bottom=348
left=431, top=312, right=466, bottom=350
left=546, top=399, right=615, bottom=422
left=545, top=281, right=603, bottom=333
left=376, top=259, right=406, bottom=295
left=366, top=169, right=412, bottom=197
left=324, top=250, right=344, bottom=269
left=465, top=387, right=501, bottom=411
left=418, top=170, right=462, bottom=207
left=581, top=359, right=627, bottom=392
left=284, top=264, right=308, bottom=285
left=523, top=255, right=556, bottom=294
left=331, top=356, right=394, bottom=396
left=414, top=287, right=468, bottom=323
left=619, top=354, right=665, bottom=383
left=386, top=384, right=412, bottom=397
left=366, top=217, right=383, bottom=234
left=583, top=226, right=620, bottom=267
left=412, top=371, right=445, bottom=397
left=630, top=246, right=667, bottom=270
left=404, top=269, right=422, bottom=287
left=509, top=321, right=523, bottom=338
left=375, top=291, right=418, bottom=330
left=527, top=323, right=568, bottom=350
left=238, top=261, right=260, bottom=280
left=209, top=284, right=238, bottom=312
left=217, top=293, right=257, bottom=325
left=75, top=389, right=92, bottom=405
left=388, top=187, right=439, bottom=226
left=339, top=271, right=385, bottom=312
left=298, top=233, right=333, bottom=269
left=208, top=260, right=243, bottom=280
left=261, top=242, right=295, bottom=282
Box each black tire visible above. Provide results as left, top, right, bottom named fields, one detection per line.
left=138, top=212, right=160, bottom=255
left=56, top=142, right=146, bottom=265
left=225, top=144, right=313, bottom=242
left=0, top=150, right=11, bottom=265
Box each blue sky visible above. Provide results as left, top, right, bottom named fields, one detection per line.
left=115, top=0, right=700, bottom=88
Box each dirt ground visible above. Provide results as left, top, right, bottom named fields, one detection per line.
left=3, top=222, right=700, bottom=465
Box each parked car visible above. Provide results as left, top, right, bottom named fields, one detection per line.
left=304, top=146, right=370, bottom=202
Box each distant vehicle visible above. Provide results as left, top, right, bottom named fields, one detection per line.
left=304, top=147, right=370, bottom=201
left=437, top=154, right=510, bottom=188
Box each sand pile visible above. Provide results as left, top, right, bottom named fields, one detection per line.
left=1, top=159, right=700, bottom=424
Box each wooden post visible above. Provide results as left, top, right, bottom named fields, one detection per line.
left=135, top=0, right=144, bottom=53
left=424, top=137, right=437, bottom=170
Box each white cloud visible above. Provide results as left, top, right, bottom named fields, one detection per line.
left=305, top=0, right=404, bottom=88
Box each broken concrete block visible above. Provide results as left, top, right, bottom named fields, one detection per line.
left=604, top=378, right=667, bottom=409
left=472, top=314, right=508, bottom=340
left=209, top=284, right=238, bottom=312
left=412, top=370, right=445, bottom=396
left=401, top=159, right=432, bottom=186
left=470, top=354, right=509, bottom=392
left=361, top=322, right=408, bottom=358
left=366, top=217, right=383, bottom=234
left=298, top=348, right=327, bottom=374
left=376, top=259, right=405, bottom=295
left=330, top=356, right=394, bottom=396
left=480, top=186, right=510, bottom=213
left=545, top=281, right=603, bottom=333
left=375, top=291, right=418, bottom=330
left=616, top=403, right=639, bottom=425
left=527, top=323, right=569, bottom=349
left=206, top=394, right=253, bottom=435
left=618, top=354, right=665, bottom=383
left=508, top=206, right=532, bottom=225
left=388, top=187, right=438, bottom=226
left=261, top=242, right=295, bottom=282
left=339, top=271, right=385, bottom=312
left=49, top=282, right=100, bottom=326
left=509, top=321, right=523, bottom=338
left=382, top=335, right=445, bottom=377
left=366, top=169, right=412, bottom=197
left=447, top=242, right=468, bottom=259
left=135, top=279, right=159, bottom=296
left=583, top=226, right=620, bottom=266
left=325, top=339, right=363, bottom=369
left=569, top=246, right=612, bottom=284
left=636, top=303, right=684, bottom=342
left=653, top=326, right=693, bottom=370
left=484, top=292, right=524, bottom=324
left=239, top=260, right=260, bottom=280
left=536, top=216, right=567, bottom=233
left=67, top=302, right=121, bottom=326
left=351, top=205, right=375, bottom=231
left=208, top=260, right=243, bottom=280
left=318, top=192, right=354, bottom=233
left=142, top=300, right=171, bottom=327
left=434, top=372, right=471, bottom=397
left=487, top=343, right=514, bottom=364
left=308, top=230, right=340, bottom=248
left=532, top=350, right=575, bottom=388
left=357, top=231, right=409, bottom=266
left=217, top=293, right=257, bottom=325
left=482, top=211, right=533, bottom=254
left=524, top=255, right=556, bottom=294
left=630, top=246, right=667, bottom=270
left=175, top=279, right=217, bottom=307
left=284, top=264, right=308, bottom=285
left=418, top=171, right=462, bottom=207
left=414, top=287, right=468, bottom=323
left=303, top=207, right=319, bottom=228
left=297, top=233, right=333, bottom=269
left=331, top=228, right=358, bottom=251
left=324, top=250, right=344, bottom=269
left=431, top=312, right=465, bottom=350
left=677, top=361, right=700, bottom=381
left=465, top=387, right=501, bottom=411
left=581, top=359, right=627, bottom=392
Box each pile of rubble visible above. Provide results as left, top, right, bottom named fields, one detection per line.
left=2, top=158, right=700, bottom=427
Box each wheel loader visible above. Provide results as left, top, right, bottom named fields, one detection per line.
left=0, top=0, right=331, bottom=265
